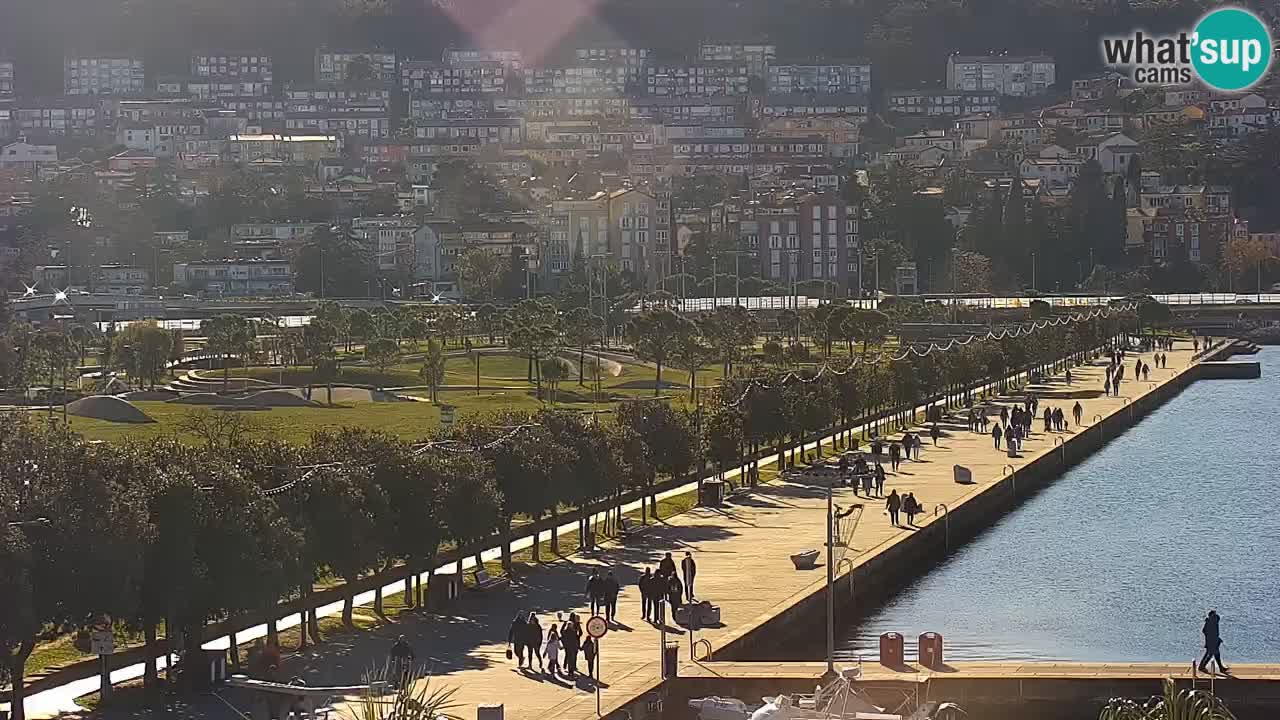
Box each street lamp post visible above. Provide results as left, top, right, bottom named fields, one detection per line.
left=825, top=480, right=836, bottom=677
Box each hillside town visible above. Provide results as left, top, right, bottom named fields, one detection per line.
left=2, top=40, right=1280, bottom=304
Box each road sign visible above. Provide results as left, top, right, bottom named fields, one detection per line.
left=439, top=404, right=457, bottom=426
left=586, top=615, right=608, bottom=639
left=90, top=630, right=115, bottom=655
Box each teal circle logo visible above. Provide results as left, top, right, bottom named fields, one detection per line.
left=1191, top=7, right=1272, bottom=91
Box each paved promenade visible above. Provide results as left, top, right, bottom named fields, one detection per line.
left=273, top=342, right=1201, bottom=720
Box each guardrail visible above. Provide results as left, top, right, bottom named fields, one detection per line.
left=933, top=503, right=950, bottom=551
left=1003, top=464, right=1016, bottom=495
left=693, top=638, right=714, bottom=662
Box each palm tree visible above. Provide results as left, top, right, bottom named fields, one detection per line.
left=201, top=314, right=254, bottom=391
left=562, top=306, right=603, bottom=386
left=539, top=357, right=570, bottom=405
left=625, top=309, right=689, bottom=397
left=344, top=663, right=461, bottom=720
left=419, top=337, right=447, bottom=404
left=1098, top=678, right=1236, bottom=720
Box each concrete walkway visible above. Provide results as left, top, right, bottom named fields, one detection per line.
left=278, top=341, right=1196, bottom=720
left=8, top=340, right=1196, bottom=720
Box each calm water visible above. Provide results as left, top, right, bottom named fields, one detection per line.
left=836, top=348, right=1280, bottom=663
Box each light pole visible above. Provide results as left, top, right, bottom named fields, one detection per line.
left=825, top=479, right=836, bottom=677
left=1031, top=251, right=1038, bottom=292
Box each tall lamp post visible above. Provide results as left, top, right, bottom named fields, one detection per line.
left=826, top=478, right=836, bottom=677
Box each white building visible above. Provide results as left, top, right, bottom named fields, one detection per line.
left=97, top=265, right=150, bottom=294
left=0, top=141, right=59, bottom=170
left=0, top=58, right=14, bottom=98
left=173, top=259, right=293, bottom=295
left=64, top=56, right=146, bottom=95
left=945, top=54, right=1055, bottom=97
left=352, top=216, right=419, bottom=272
left=191, top=53, right=273, bottom=82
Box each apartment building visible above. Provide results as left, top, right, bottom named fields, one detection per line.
left=156, top=77, right=272, bottom=99
left=96, top=265, right=150, bottom=294
left=443, top=49, right=523, bottom=69
left=767, top=61, right=872, bottom=95
left=0, top=58, right=13, bottom=98
left=315, top=49, right=397, bottom=84
left=522, top=66, right=629, bottom=96
left=698, top=43, right=776, bottom=74
left=410, top=117, right=525, bottom=144
left=284, top=84, right=393, bottom=111
left=285, top=106, right=391, bottom=140
left=352, top=216, right=419, bottom=272
left=64, top=56, right=145, bottom=95
left=743, top=192, right=860, bottom=294
left=887, top=89, right=999, bottom=117
left=174, top=258, right=293, bottom=295
left=13, top=97, right=100, bottom=136
left=438, top=222, right=540, bottom=278
left=226, top=134, right=340, bottom=164
left=945, top=54, right=1056, bottom=97
left=643, top=62, right=750, bottom=97
left=191, top=53, right=273, bottom=82
left=760, top=94, right=869, bottom=120
left=1139, top=185, right=1232, bottom=216
left=400, top=61, right=508, bottom=94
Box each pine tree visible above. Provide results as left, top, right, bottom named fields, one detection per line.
left=1108, top=178, right=1129, bottom=266
left=1003, top=172, right=1027, bottom=284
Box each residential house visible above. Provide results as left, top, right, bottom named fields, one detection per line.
left=1135, top=104, right=1206, bottom=130
left=888, top=90, right=999, bottom=117
left=945, top=54, right=1056, bottom=96
left=1071, top=73, right=1125, bottom=101
left=1164, top=87, right=1206, bottom=106
left=1076, top=132, right=1139, bottom=174
left=173, top=258, right=293, bottom=295
left=64, top=56, right=145, bottom=95
left=1145, top=208, right=1229, bottom=265
left=766, top=61, right=872, bottom=95
left=575, top=46, right=650, bottom=77
left=315, top=49, right=397, bottom=84
left=1020, top=156, right=1081, bottom=187
left=284, top=84, right=393, bottom=111
left=629, top=96, right=743, bottom=123
left=108, top=149, right=157, bottom=171
left=1139, top=185, right=1232, bottom=216
left=0, top=141, right=58, bottom=171
left=1209, top=107, right=1275, bottom=138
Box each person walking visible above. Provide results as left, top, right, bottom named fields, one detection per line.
left=681, top=552, right=697, bottom=603
left=1000, top=406, right=1009, bottom=427
left=561, top=614, right=582, bottom=678
left=1054, top=407, right=1065, bottom=432
left=508, top=613, right=528, bottom=667
left=1043, top=407, right=1052, bottom=432
left=874, top=462, right=886, bottom=496
left=1073, top=401, right=1083, bottom=427
left=903, top=493, right=920, bottom=526
left=992, top=423, right=1003, bottom=449
left=390, top=635, right=416, bottom=689
left=1142, top=364, right=1150, bottom=381
left=526, top=614, right=545, bottom=672
left=651, top=574, right=667, bottom=626
left=639, top=568, right=654, bottom=622
left=544, top=622, right=562, bottom=678
left=1198, top=610, right=1229, bottom=674
left=602, top=570, right=620, bottom=621
left=1065, top=368, right=1072, bottom=385
left=889, top=441, right=901, bottom=472
left=930, top=423, right=940, bottom=446
left=886, top=489, right=902, bottom=526
left=1104, top=376, right=1111, bottom=396
left=582, top=636, right=597, bottom=681
left=585, top=570, right=604, bottom=617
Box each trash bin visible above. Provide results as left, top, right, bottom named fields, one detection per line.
left=700, top=480, right=725, bottom=507
left=662, top=642, right=679, bottom=678
left=477, top=704, right=504, bottom=720
left=879, top=632, right=904, bottom=667
left=918, top=632, right=944, bottom=669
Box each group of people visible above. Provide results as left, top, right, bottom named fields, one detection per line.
left=991, top=404, right=1034, bottom=452
left=508, top=611, right=598, bottom=680
left=1040, top=405, right=1074, bottom=433
left=583, top=569, right=621, bottom=621
left=884, top=489, right=924, bottom=526
left=844, top=453, right=887, bottom=497
left=640, top=551, right=697, bottom=626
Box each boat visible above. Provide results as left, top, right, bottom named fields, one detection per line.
left=689, top=668, right=966, bottom=720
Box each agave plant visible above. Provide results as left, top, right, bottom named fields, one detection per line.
left=1099, top=678, right=1237, bottom=720
left=343, top=662, right=462, bottom=720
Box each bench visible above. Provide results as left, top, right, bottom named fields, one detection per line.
left=619, top=516, right=636, bottom=537
left=470, top=568, right=510, bottom=591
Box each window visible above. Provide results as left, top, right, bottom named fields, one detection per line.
left=812, top=221, right=822, bottom=234
left=812, top=206, right=822, bottom=219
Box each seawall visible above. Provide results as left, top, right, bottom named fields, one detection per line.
left=698, top=344, right=1242, bottom=664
